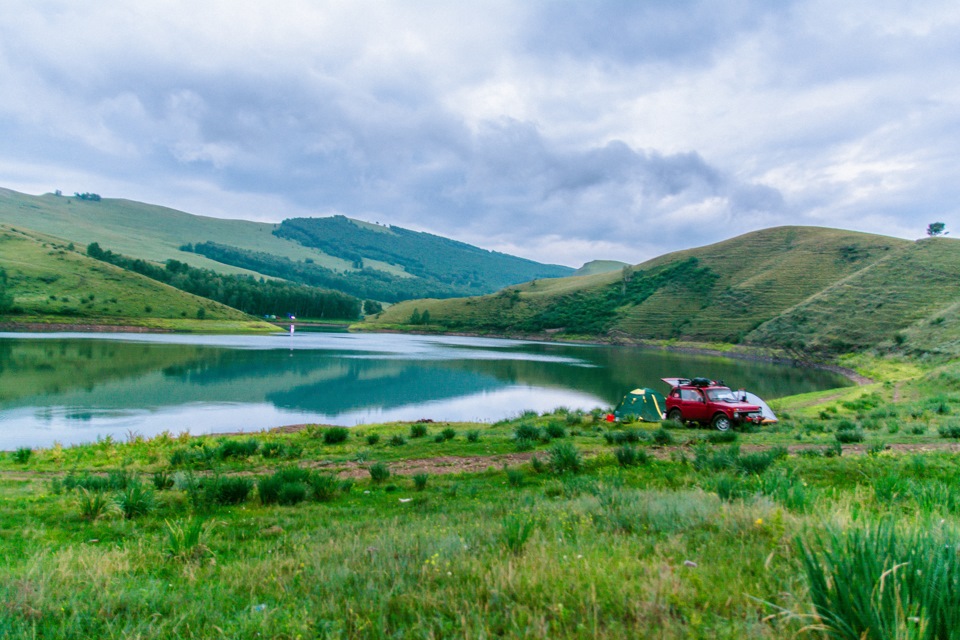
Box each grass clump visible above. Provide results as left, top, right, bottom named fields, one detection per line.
left=798, top=523, right=960, bottom=639
left=835, top=428, right=865, bottom=443
left=501, top=514, right=535, bottom=555
left=369, top=462, right=390, bottom=484
left=323, top=427, right=350, bottom=445
left=115, top=482, right=156, bottom=519
left=12, top=447, right=32, bottom=464
left=164, top=518, right=215, bottom=563
left=466, top=430, right=481, bottom=442
left=441, top=427, right=457, bottom=441
left=614, top=444, right=648, bottom=467
left=651, top=428, right=675, bottom=446
left=549, top=442, right=582, bottom=474
left=410, top=423, right=428, bottom=438
left=412, top=473, right=429, bottom=491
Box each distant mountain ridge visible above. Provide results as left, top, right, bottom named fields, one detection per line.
left=365, top=226, right=960, bottom=358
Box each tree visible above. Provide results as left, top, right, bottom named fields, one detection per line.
left=927, top=222, right=948, bottom=237
left=409, top=309, right=422, bottom=325
left=421, top=310, right=431, bottom=325
left=363, top=299, right=383, bottom=315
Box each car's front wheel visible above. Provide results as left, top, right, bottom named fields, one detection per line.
left=667, top=408, right=684, bottom=424
left=711, top=413, right=732, bottom=432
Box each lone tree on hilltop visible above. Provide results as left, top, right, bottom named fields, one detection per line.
left=927, top=222, right=948, bottom=237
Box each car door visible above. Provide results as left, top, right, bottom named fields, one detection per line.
left=680, top=388, right=708, bottom=422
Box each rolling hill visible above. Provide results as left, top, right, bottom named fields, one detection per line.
left=0, top=225, right=268, bottom=328
left=0, top=188, right=573, bottom=302
left=364, top=226, right=960, bottom=358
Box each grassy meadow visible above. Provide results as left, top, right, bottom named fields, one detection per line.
left=4, top=358, right=960, bottom=638
left=0, top=226, right=276, bottom=332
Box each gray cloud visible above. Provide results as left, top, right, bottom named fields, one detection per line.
left=0, top=1, right=957, bottom=266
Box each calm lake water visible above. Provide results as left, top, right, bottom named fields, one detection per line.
left=0, top=332, right=851, bottom=448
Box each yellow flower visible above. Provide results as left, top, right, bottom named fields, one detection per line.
left=755, top=518, right=763, bottom=527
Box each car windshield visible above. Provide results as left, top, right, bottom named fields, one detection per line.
left=706, top=388, right=738, bottom=402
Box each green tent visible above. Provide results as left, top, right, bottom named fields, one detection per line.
left=614, top=388, right=667, bottom=423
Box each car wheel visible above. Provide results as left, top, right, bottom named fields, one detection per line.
left=711, top=413, right=732, bottom=432
left=667, top=408, right=684, bottom=424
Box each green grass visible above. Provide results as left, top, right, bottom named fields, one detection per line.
left=5, top=362, right=960, bottom=637
left=363, top=227, right=960, bottom=360
left=0, top=225, right=275, bottom=328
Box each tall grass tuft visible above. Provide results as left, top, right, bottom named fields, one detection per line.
left=323, top=427, right=350, bottom=445
left=12, top=447, right=32, bottom=464
left=115, top=482, right=156, bottom=519
left=164, top=518, right=216, bottom=563
left=614, top=444, right=649, bottom=467
left=369, top=462, right=390, bottom=483
left=412, top=473, right=429, bottom=491
left=798, top=523, right=960, bottom=640
left=500, top=514, right=535, bottom=555
left=549, top=442, right=582, bottom=474
left=76, top=487, right=116, bottom=521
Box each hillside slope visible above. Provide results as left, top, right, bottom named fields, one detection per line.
left=0, top=188, right=573, bottom=302
left=0, top=225, right=259, bottom=325
left=365, top=226, right=960, bottom=357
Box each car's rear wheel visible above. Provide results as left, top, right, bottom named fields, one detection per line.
left=667, top=408, right=684, bottom=424
left=711, top=413, right=732, bottom=432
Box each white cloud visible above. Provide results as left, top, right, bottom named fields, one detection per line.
left=0, top=0, right=958, bottom=265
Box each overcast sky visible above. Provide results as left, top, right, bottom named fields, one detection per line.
left=2, top=1, right=958, bottom=267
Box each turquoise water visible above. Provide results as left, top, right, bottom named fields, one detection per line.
left=0, top=332, right=850, bottom=448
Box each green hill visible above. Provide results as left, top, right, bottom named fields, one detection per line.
left=572, top=260, right=629, bottom=276
left=0, top=188, right=573, bottom=302
left=0, top=225, right=270, bottom=329
left=365, top=226, right=960, bottom=358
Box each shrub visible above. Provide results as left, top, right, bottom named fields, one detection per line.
left=736, top=451, right=777, bottom=475
left=12, top=447, right=31, bottom=464
left=549, top=443, right=582, bottom=474
left=506, top=467, right=525, bottom=487
left=213, top=477, right=253, bottom=505
left=116, top=482, right=156, bottom=519
left=323, top=427, right=350, bottom=445
left=910, top=425, right=926, bottom=435
left=217, top=438, right=260, bottom=460
left=514, top=437, right=536, bottom=452
left=824, top=441, right=843, bottom=458
left=705, top=430, right=738, bottom=444
left=308, top=473, right=340, bottom=502
left=366, top=434, right=381, bottom=445
left=514, top=423, right=541, bottom=441
left=389, top=434, right=407, bottom=447
left=441, top=427, right=456, bottom=441
left=615, top=444, right=649, bottom=467
left=410, top=423, right=428, bottom=438
left=466, top=430, right=481, bottom=443
left=835, top=428, right=865, bottom=443
left=369, top=462, right=390, bottom=483
left=544, top=422, right=567, bottom=439
left=257, top=474, right=284, bottom=505
left=660, top=419, right=684, bottom=430
left=412, top=473, right=429, bottom=491
left=867, top=442, right=888, bottom=456
left=651, top=428, right=675, bottom=446
left=714, top=475, right=748, bottom=502
left=260, top=442, right=284, bottom=458
left=938, top=424, right=960, bottom=439
left=277, top=482, right=307, bottom=506
left=433, top=434, right=445, bottom=443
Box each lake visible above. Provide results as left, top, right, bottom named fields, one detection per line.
left=0, top=332, right=851, bottom=448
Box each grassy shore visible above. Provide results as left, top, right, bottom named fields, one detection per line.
left=3, top=358, right=960, bottom=638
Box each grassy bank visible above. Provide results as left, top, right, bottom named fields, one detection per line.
left=4, top=360, right=960, bottom=639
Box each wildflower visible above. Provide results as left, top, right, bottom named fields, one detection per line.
left=755, top=518, right=763, bottom=527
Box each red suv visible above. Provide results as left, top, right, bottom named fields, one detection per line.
left=662, top=378, right=763, bottom=431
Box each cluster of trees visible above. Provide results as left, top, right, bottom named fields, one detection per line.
left=86, top=243, right=361, bottom=319
left=184, top=241, right=467, bottom=302
left=74, top=192, right=101, bottom=201
left=273, top=216, right=572, bottom=292
left=408, top=309, right=431, bottom=325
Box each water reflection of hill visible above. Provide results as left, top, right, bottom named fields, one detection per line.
left=0, top=336, right=850, bottom=418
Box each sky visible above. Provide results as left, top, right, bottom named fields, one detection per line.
left=1, top=1, right=958, bottom=267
